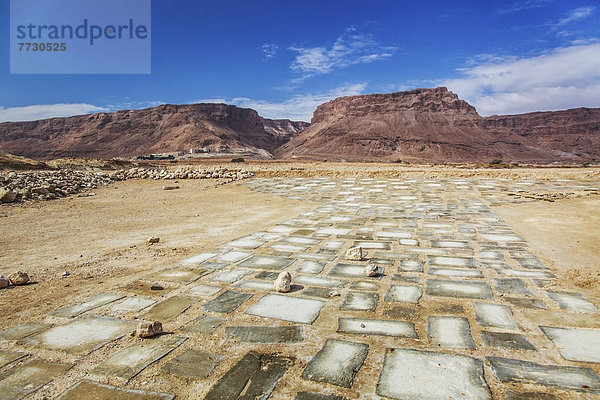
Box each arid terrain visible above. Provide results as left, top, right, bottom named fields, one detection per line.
left=1, top=159, right=599, bottom=399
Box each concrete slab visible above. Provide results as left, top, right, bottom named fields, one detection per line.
left=240, top=255, right=296, bottom=270
left=281, top=236, right=321, bottom=245
left=428, top=267, right=483, bottom=278
left=57, top=381, right=174, bottom=400
left=246, top=294, right=325, bottom=324
left=338, top=318, right=416, bottom=338
left=211, top=268, right=253, bottom=283
left=481, top=233, right=523, bottom=242
left=143, top=267, right=206, bottom=284
left=0, top=351, right=25, bottom=368
left=301, top=339, right=368, bottom=388
left=235, top=279, right=275, bottom=291
left=225, top=326, right=304, bottom=343
left=181, top=253, right=216, bottom=265
left=340, top=292, right=378, bottom=311
left=254, top=270, right=280, bottom=280
left=474, top=303, right=521, bottom=330
left=429, top=256, right=476, bottom=268
left=397, top=260, right=423, bottom=272
left=162, top=349, right=223, bottom=379
left=93, top=336, right=186, bottom=381
left=301, top=286, right=336, bottom=299
left=431, top=240, right=471, bottom=249
left=49, top=293, right=125, bottom=317
left=0, top=322, right=51, bottom=340
left=540, top=326, right=600, bottom=363
left=0, top=359, right=71, bottom=400
left=217, top=250, right=253, bottom=263
left=202, top=290, right=253, bottom=314
left=349, top=281, right=380, bottom=291
left=271, top=243, right=307, bottom=252
left=499, top=269, right=556, bottom=279
left=225, top=237, right=265, bottom=249
left=377, top=349, right=491, bottom=400
left=187, top=284, right=221, bottom=297
left=385, top=285, right=422, bottom=303
left=487, top=356, right=600, bottom=393
left=427, top=316, right=475, bottom=349
left=294, top=274, right=347, bottom=288
left=109, top=297, right=156, bottom=313
left=329, top=263, right=383, bottom=279
left=353, top=241, right=391, bottom=250
left=547, top=291, right=598, bottom=313
left=481, top=331, right=536, bottom=350
left=179, top=316, right=225, bottom=334
left=493, top=278, right=532, bottom=295
left=298, top=260, right=325, bottom=274
left=426, top=279, right=493, bottom=300
left=142, top=296, right=196, bottom=321
left=21, top=315, right=135, bottom=355
left=503, top=296, right=547, bottom=309
left=205, top=352, right=293, bottom=400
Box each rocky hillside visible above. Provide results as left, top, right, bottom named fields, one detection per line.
left=0, top=104, right=307, bottom=160
left=275, top=87, right=600, bottom=163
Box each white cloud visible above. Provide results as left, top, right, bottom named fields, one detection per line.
left=0, top=103, right=109, bottom=123
left=289, top=28, right=395, bottom=81
left=557, top=6, right=595, bottom=25
left=442, top=43, right=600, bottom=115
left=497, top=0, right=552, bottom=15
left=261, top=43, right=279, bottom=60
left=194, top=83, right=368, bottom=122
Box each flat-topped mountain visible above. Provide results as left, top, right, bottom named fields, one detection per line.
left=0, top=103, right=308, bottom=160
left=275, top=87, right=600, bottom=163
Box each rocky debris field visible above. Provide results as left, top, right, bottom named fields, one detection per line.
left=0, top=167, right=254, bottom=203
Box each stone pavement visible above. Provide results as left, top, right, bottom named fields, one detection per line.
left=1, top=177, right=599, bottom=399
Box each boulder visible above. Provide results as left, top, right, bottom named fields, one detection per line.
left=345, top=246, right=363, bottom=261
left=7, top=271, right=30, bottom=285
left=0, top=188, right=16, bottom=203
left=274, top=271, right=292, bottom=293
left=365, top=264, right=379, bottom=277
left=147, top=236, right=160, bottom=244
left=137, top=321, right=163, bottom=338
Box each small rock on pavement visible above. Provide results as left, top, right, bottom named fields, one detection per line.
left=7, top=271, right=30, bottom=286
left=346, top=246, right=364, bottom=261
left=0, top=276, right=9, bottom=289
left=150, top=283, right=164, bottom=290
left=163, top=185, right=180, bottom=190
left=365, top=264, right=379, bottom=277
left=0, top=188, right=16, bottom=203
left=137, top=321, right=163, bottom=338
left=147, top=236, right=160, bottom=244
left=62, top=270, right=70, bottom=278
left=329, top=290, right=340, bottom=297
left=274, top=271, right=292, bottom=293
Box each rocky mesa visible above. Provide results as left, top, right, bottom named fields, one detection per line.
left=275, top=87, right=600, bottom=163
left=0, top=103, right=308, bottom=160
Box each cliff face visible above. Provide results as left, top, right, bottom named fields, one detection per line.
left=275, top=87, right=600, bottom=163
left=0, top=103, right=306, bottom=160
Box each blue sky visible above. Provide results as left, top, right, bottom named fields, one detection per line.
left=1, top=0, right=599, bottom=122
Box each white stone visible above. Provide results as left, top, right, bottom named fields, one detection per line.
left=274, top=271, right=292, bottom=293
left=346, top=246, right=363, bottom=261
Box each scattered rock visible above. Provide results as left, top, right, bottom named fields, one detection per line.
left=274, top=271, right=292, bottom=293
left=163, top=185, right=180, bottom=190
left=150, top=283, right=164, bottom=290
left=136, top=321, right=163, bottom=338
left=365, top=264, right=379, bottom=277
left=329, top=290, right=340, bottom=297
left=77, top=193, right=96, bottom=198
left=0, top=188, right=16, bottom=203
left=0, top=276, right=9, bottom=289
left=346, top=246, right=363, bottom=261
left=7, top=271, right=30, bottom=285
left=62, top=270, right=70, bottom=278
left=147, top=236, right=160, bottom=244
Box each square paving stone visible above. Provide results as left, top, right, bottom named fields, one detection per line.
left=142, top=296, right=196, bottom=321
left=301, top=286, right=335, bottom=299
left=0, top=351, right=25, bottom=368
left=426, top=279, right=493, bottom=300
left=181, top=253, right=216, bottom=265
left=487, top=356, right=600, bottom=393
left=338, top=318, right=417, bottom=338
left=431, top=240, right=471, bottom=249
left=109, top=297, right=156, bottom=313
left=481, top=331, right=536, bottom=350
left=330, top=263, right=384, bottom=279
left=294, top=274, right=347, bottom=288
left=56, top=381, right=174, bottom=400
left=162, top=349, right=223, bottom=379
left=272, top=243, right=307, bottom=252
left=429, top=256, right=476, bottom=268
left=385, top=285, right=422, bottom=303
left=427, top=316, right=475, bottom=349
left=93, top=336, right=186, bottom=381
left=540, top=326, right=600, bottom=363
left=205, top=352, right=293, bottom=400
left=429, top=267, right=482, bottom=278
left=203, top=290, right=253, bottom=314
left=481, top=233, right=524, bottom=242
left=225, top=326, right=304, bottom=343
left=217, top=250, right=253, bottom=263
left=349, top=281, right=380, bottom=291
left=340, top=292, right=378, bottom=311
left=295, top=392, right=346, bottom=400
left=246, top=294, right=325, bottom=324
left=254, top=271, right=281, bottom=280
left=494, top=278, right=532, bottom=295
left=474, top=303, right=521, bottom=331
left=21, top=315, right=136, bottom=355
left=225, top=237, right=265, bottom=249
left=211, top=268, right=253, bottom=283
left=298, top=260, right=325, bottom=274
left=240, top=255, right=296, bottom=270
left=503, top=296, right=547, bottom=309
left=179, top=316, right=225, bottom=334
left=188, top=284, right=221, bottom=297
left=391, top=275, right=421, bottom=285
left=499, top=269, right=556, bottom=279
left=281, top=236, right=321, bottom=245
left=546, top=291, right=598, bottom=313
left=0, top=359, right=72, bottom=400
left=353, top=241, right=391, bottom=250
left=143, top=267, right=206, bottom=284
left=377, top=349, right=491, bottom=400
left=236, top=279, right=275, bottom=291
left=0, top=322, right=51, bottom=340
left=49, top=293, right=125, bottom=317
left=302, top=339, right=369, bottom=388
